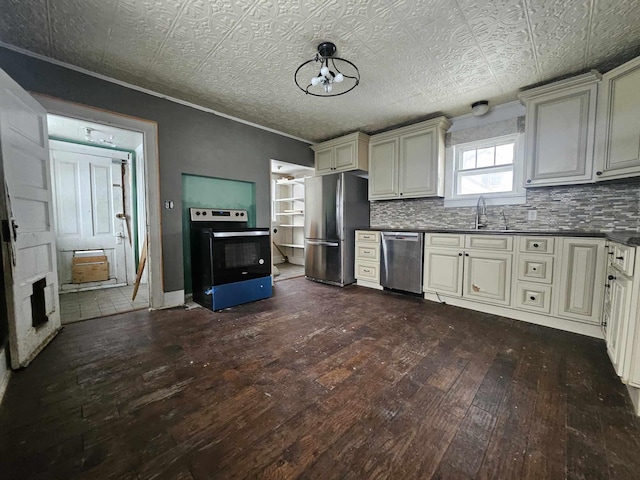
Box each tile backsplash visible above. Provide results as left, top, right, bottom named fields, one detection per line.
left=371, top=181, right=640, bottom=232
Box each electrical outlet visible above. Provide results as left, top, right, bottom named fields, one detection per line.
left=527, top=210, right=537, bottom=221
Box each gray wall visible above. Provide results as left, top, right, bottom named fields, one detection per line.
left=0, top=47, right=314, bottom=293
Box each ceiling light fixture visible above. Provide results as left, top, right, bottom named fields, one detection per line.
left=294, top=42, right=360, bottom=97
left=471, top=100, right=490, bottom=116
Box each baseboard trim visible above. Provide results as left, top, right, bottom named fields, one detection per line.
left=627, top=385, right=640, bottom=416
left=356, top=280, right=383, bottom=290
left=0, top=346, right=11, bottom=406
left=423, top=292, right=603, bottom=339
left=161, top=290, right=185, bottom=309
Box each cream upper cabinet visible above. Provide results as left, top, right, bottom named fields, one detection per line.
left=555, top=238, right=605, bottom=325
left=369, top=138, right=399, bottom=198
left=311, top=132, right=369, bottom=175
left=369, top=117, right=450, bottom=200
left=519, top=71, right=600, bottom=187
left=594, top=56, right=640, bottom=180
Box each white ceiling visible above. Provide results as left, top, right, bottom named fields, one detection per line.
left=2, top=0, right=640, bottom=143
left=47, top=114, right=144, bottom=150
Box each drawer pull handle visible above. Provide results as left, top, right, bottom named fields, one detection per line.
left=532, top=267, right=537, bottom=271
left=458, top=252, right=463, bottom=256
left=616, top=256, right=624, bottom=260
left=608, top=274, right=616, bottom=281
left=363, top=250, right=372, bottom=254
left=533, top=243, right=539, bottom=248
left=529, top=296, right=536, bottom=301
left=363, top=268, right=371, bottom=273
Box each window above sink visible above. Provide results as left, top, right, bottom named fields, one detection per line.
left=445, top=133, right=526, bottom=208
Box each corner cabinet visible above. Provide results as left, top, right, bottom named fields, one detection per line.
left=311, top=132, right=369, bottom=175
left=594, top=56, right=640, bottom=180
left=369, top=117, right=451, bottom=200
left=518, top=71, right=601, bottom=187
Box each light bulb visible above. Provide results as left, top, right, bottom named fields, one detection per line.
left=334, top=73, right=344, bottom=83
left=320, top=66, right=330, bottom=77
left=311, top=76, right=321, bottom=86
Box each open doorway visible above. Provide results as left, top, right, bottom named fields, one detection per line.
left=270, top=160, right=314, bottom=282
left=46, top=114, right=149, bottom=322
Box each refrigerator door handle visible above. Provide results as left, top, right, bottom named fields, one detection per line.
left=336, top=174, right=343, bottom=240
left=307, top=240, right=339, bottom=247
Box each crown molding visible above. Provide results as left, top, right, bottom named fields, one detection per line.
left=0, top=41, right=314, bottom=145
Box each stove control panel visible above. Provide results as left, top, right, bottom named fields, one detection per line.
left=190, top=208, right=248, bottom=222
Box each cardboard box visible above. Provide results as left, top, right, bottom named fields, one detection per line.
left=72, top=255, right=109, bottom=283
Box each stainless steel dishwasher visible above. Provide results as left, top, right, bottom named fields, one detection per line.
left=380, top=231, right=424, bottom=294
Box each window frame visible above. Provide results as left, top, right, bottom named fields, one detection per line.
left=444, top=133, right=526, bottom=207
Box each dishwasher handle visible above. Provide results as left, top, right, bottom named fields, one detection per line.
left=382, top=231, right=421, bottom=241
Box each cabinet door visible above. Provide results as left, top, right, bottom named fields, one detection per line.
left=334, top=141, right=356, bottom=172
left=556, top=238, right=605, bottom=324
left=315, top=147, right=334, bottom=175
left=606, top=274, right=632, bottom=376
left=424, top=248, right=463, bottom=296
left=399, top=128, right=439, bottom=198
left=369, top=138, right=399, bottom=200
left=463, top=252, right=512, bottom=306
left=524, top=88, right=596, bottom=186
left=596, top=56, right=640, bottom=179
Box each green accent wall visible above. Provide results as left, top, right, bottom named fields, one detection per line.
left=182, top=174, right=256, bottom=294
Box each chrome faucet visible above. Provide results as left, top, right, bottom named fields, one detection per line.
left=501, top=210, right=509, bottom=230
left=475, top=196, right=487, bottom=229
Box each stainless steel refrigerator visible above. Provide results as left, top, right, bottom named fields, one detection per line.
left=304, top=172, right=369, bottom=286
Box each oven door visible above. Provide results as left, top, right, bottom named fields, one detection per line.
left=210, top=229, right=271, bottom=285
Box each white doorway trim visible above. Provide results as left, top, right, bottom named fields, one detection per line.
left=32, top=94, right=164, bottom=309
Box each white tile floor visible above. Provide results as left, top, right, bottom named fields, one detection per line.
left=59, top=284, right=150, bottom=323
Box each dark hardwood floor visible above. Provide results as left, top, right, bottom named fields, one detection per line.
left=1, top=277, right=640, bottom=479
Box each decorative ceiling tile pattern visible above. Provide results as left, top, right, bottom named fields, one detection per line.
left=1, top=0, right=640, bottom=142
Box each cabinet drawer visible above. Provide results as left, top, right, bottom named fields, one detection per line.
left=517, top=255, right=554, bottom=284
left=515, top=283, right=552, bottom=314
left=425, top=234, right=464, bottom=248
left=356, top=244, right=379, bottom=261
left=355, top=261, right=379, bottom=282
left=465, top=235, right=513, bottom=251
left=612, top=243, right=635, bottom=277
left=519, top=236, right=555, bottom=254
left=356, top=230, right=380, bottom=243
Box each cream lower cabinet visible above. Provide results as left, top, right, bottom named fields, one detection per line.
left=424, top=248, right=463, bottom=296
left=423, top=234, right=512, bottom=307
left=555, top=238, right=605, bottom=325
left=354, top=230, right=382, bottom=290
left=424, top=234, right=610, bottom=337
left=463, top=252, right=512, bottom=306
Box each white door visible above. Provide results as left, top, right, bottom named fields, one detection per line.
left=51, top=149, right=128, bottom=287
left=0, top=68, right=61, bottom=368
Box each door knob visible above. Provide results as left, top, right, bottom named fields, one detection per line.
left=608, top=274, right=616, bottom=280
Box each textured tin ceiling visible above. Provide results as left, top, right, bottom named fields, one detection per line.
left=1, top=0, right=640, bottom=143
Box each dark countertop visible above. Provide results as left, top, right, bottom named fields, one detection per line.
left=361, top=228, right=640, bottom=246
